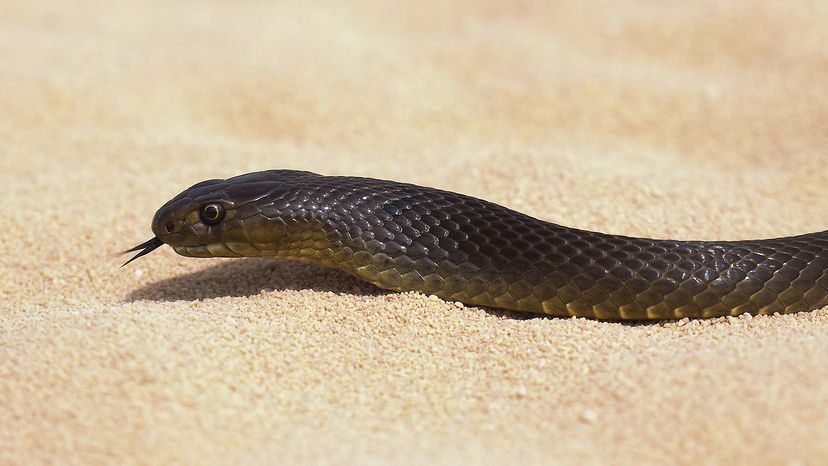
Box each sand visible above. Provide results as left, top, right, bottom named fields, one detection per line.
left=2, top=0, right=828, bottom=464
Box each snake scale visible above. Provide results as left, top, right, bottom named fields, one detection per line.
left=125, top=170, right=828, bottom=320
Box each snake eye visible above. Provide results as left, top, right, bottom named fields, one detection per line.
left=200, top=203, right=225, bottom=225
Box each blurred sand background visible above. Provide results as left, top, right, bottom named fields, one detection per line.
left=3, top=0, right=828, bottom=464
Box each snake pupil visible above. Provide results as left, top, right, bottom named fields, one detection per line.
left=165, top=222, right=175, bottom=234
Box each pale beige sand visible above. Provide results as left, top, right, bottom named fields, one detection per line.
left=3, top=1, right=828, bottom=464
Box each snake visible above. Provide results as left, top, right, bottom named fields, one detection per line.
left=124, top=169, right=828, bottom=320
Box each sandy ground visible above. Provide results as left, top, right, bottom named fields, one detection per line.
left=2, top=0, right=828, bottom=464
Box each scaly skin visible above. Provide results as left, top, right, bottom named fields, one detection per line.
left=126, top=170, right=828, bottom=320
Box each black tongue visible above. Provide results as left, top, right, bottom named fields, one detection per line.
left=121, top=237, right=164, bottom=268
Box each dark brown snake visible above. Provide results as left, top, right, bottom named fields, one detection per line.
left=125, top=170, right=828, bottom=320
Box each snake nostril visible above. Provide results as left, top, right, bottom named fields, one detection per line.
left=165, top=221, right=175, bottom=234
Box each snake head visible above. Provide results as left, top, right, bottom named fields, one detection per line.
left=149, top=178, right=238, bottom=258
left=123, top=170, right=322, bottom=266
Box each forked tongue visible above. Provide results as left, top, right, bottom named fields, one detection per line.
left=120, top=237, right=164, bottom=268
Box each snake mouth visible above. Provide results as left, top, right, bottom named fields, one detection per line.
left=172, top=243, right=243, bottom=258
left=121, top=237, right=165, bottom=267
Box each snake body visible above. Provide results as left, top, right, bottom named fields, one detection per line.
left=127, top=170, right=828, bottom=320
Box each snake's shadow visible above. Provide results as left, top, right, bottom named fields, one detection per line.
left=125, top=258, right=386, bottom=302
left=124, top=259, right=536, bottom=320
left=125, top=259, right=654, bottom=325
